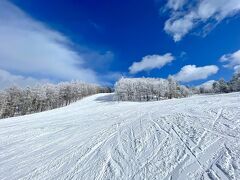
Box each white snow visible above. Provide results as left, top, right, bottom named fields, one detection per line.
left=0, top=93, right=240, bottom=179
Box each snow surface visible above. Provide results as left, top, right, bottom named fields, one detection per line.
left=0, top=93, right=240, bottom=180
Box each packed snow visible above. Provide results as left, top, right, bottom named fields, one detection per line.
left=0, top=93, right=240, bottom=180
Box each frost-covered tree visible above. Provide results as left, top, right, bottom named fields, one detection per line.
left=219, top=79, right=229, bottom=93
left=1, top=86, right=22, bottom=117
left=179, top=85, right=192, bottom=97
left=167, top=76, right=178, bottom=99
left=0, top=81, right=111, bottom=119
left=114, top=77, right=191, bottom=101
left=228, top=72, right=240, bottom=92
left=213, top=79, right=229, bottom=93
left=201, top=72, right=240, bottom=94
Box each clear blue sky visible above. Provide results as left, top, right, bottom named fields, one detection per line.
left=0, top=0, right=240, bottom=88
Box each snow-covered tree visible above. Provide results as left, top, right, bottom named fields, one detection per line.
left=0, top=81, right=111, bottom=119
left=114, top=77, right=191, bottom=101
left=200, top=73, right=240, bottom=94
left=228, top=72, right=240, bottom=92
left=213, top=79, right=229, bottom=93
left=0, top=86, right=22, bottom=118
left=167, top=76, right=178, bottom=99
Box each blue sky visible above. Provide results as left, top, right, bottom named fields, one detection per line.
left=0, top=0, right=240, bottom=88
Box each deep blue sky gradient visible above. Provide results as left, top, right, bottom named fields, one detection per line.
left=10, top=0, right=240, bottom=85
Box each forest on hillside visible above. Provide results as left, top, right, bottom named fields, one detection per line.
left=0, top=72, right=239, bottom=119
left=114, top=72, right=240, bottom=101
left=0, top=81, right=111, bottom=119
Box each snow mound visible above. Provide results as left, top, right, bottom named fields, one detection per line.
left=0, top=93, right=240, bottom=179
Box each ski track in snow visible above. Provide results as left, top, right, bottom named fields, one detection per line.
left=0, top=93, right=240, bottom=180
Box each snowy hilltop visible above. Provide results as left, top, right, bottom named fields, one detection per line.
left=0, top=92, right=240, bottom=179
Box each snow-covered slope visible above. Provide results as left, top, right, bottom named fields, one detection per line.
left=0, top=93, right=240, bottom=180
